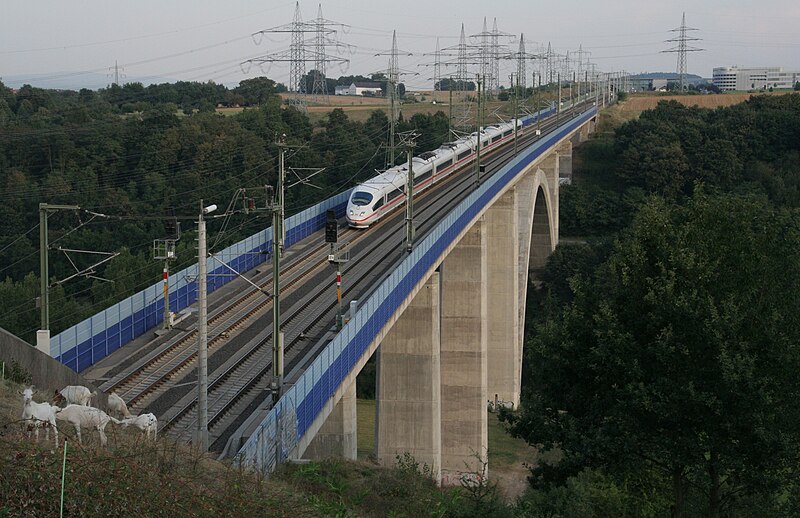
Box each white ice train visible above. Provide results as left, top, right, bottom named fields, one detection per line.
left=346, top=115, right=535, bottom=228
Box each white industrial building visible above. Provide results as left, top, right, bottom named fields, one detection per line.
left=334, top=82, right=384, bottom=96
left=713, top=66, right=800, bottom=91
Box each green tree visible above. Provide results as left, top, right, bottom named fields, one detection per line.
left=233, top=77, right=278, bottom=106
left=507, top=193, right=800, bottom=517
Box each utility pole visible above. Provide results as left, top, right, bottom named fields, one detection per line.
left=511, top=73, right=519, bottom=155
left=557, top=72, right=562, bottom=125
left=537, top=72, right=542, bottom=136
left=595, top=71, right=599, bottom=107
left=474, top=74, right=483, bottom=189
left=266, top=136, right=325, bottom=403
left=195, top=200, right=216, bottom=452
left=572, top=72, right=576, bottom=108
left=448, top=86, right=453, bottom=136
left=403, top=133, right=418, bottom=252
left=272, top=138, right=286, bottom=401
left=38, top=203, right=79, bottom=351
left=376, top=30, right=415, bottom=168
left=37, top=203, right=120, bottom=355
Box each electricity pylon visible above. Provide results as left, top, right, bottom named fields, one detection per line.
left=663, top=12, right=703, bottom=91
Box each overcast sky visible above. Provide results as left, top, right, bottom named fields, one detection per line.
left=1, top=0, right=799, bottom=89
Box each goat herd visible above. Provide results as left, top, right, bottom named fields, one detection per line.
left=19, top=385, right=157, bottom=448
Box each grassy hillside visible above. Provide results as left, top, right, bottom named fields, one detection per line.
left=0, top=377, right=530, bottom=516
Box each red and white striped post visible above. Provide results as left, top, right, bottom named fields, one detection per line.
left=162, top=264, right=170, bottom=329
left=336, top=270, right=343, bottom=330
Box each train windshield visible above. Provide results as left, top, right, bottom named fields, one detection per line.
left=351, top=191, right=374, bottom=206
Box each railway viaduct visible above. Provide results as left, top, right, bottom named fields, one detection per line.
left=285, top=109, right=596, bottom=485
left=40, top=103, right=599, bottom=486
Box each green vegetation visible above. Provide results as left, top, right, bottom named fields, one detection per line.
left=0, top=78, right=450, bottom=343
left=356, top=398, right=532, bottom=472
left=0, top=379, right=531, bottom=517
left=508, top=94, right=800, bottom=516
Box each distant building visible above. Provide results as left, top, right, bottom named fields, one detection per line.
left=630, top=78, right=668, bottom=91
left=713, top=66, right=800, bottom=91
left=334, top=82, right=384, bottom=96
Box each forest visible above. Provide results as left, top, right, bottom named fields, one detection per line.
left=3, top=75, right=800, bottom=516
left=0, top=77, right=449, bottom=343
left=510, top=94, right=800, bottom=517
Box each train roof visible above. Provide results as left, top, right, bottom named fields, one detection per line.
left=360, top=166, right=407, bottom=192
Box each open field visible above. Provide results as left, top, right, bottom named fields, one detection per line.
left=218, top=91, right=530, bottom=124
left=614, top=91, right=795, bottom=119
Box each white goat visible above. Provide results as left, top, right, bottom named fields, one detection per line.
left=107, top=392, right=132, bottom=419
left=53, top=385, right=96, bottom=406
left=20, top=386, right=60, bottom=448
left=121, top=413, right=158, bottom=440
left=56, top=404, right=120, bottom=447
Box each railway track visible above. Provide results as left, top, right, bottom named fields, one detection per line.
left=99, top=228, right=358, bottom=408
left=159, top=169, right=469, bottom=441
left=161, top=103, right=593, bottom=447
left=97, top=103, right=593, bottom=450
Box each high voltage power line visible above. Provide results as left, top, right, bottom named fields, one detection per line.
left=242, top=2, right=351, bottom=111
left=663, top=12, right=704, bottom=91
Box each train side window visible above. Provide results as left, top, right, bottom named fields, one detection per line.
left=373, top=197, right=384, bottom=211
left=457, top=150, right=471, bottom=161
left=415, top=169, right=432, bottom=185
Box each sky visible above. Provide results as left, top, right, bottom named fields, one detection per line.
left=1, top=0, right=799, bottom=90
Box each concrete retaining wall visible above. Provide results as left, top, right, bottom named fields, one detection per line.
left=0, top=327, right=109, bottom=408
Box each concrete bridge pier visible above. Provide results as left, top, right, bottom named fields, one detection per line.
left=304, top=380, right=357, bottom=460
left=529, top=155, right=559, bottom=274
left=557, top=141, right=573, bottom=185
left=577, top=124, right=590, bottom=144
left=440, top=219, right=488, bottom=486
left=486, top=189, right=521, bottom=409
left=516, top=163, right=558, bottom=377
left=375, top=272, right=442, bottom=481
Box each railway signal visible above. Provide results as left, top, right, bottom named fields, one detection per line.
left=325, top=210, right=338, bottom=243
left=155, top=208, right=180, bottom=330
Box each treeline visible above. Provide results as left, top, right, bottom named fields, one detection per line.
left=507, top=95, right=800, bottom=516
left=561, top=95, right=800, bottom=236
left=0, top=78, right=449, bottom=343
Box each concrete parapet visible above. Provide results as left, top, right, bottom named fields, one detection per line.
left=0, top=327, right=109, bottom=409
